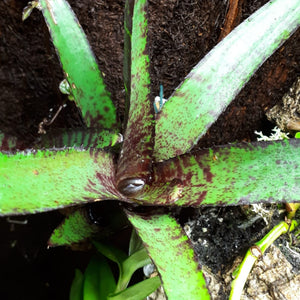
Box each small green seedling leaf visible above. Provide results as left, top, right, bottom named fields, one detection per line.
left=93, top=241, right=128, bottom=266
left=22, top=1, right=41, bottom=21
left=83, top=255, right=116, bottom=300
left=69, top=269, right=84, bottom=300
left=59, top=79, right=75, bottom=101
left=59, top=79, right=71, bottom=95
left=117, top=248, right=152, bottom=291
left=93, top=239, right=152, bottom=292
left=108, top=276, right=161, bottom=300
left=295, top=132, right=300, bottom=138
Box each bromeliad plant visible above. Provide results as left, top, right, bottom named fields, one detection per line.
left=1, top=0, right=300, bottom=298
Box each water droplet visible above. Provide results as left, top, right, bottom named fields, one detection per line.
left=117, top=178, right=145, bottom=196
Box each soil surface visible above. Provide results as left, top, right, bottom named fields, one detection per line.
left=1, top=0, right=300, bottom=299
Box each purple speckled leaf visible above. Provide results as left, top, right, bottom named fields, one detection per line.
left=116, top=0, right=155, bottom=197
left=133, top=139, right=300, bottom=206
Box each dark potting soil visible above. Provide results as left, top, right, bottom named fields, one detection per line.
left=0, top=211, right=91, bottom=300
left=1, top=0, right=300, bottom=299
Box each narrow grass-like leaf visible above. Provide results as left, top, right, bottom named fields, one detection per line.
left=48, top=208, right=99, bottom=247
left=38, top=0, right=117, bottom=129
left=0, top=148, right=123, bottom=215
left=128, top=229, right=144, bottom=255
left=126, top=212, right=210, bottom=299
left=69, top=269, right=84, bottom=300
left=123, top=248, right=151, bottom=279
left=108, top=276, right=161, bottom=300
left=154, top=0, right=300, bottom=160
left=83, top=255, right=116, bottom=300
left=116, top=0, right=155, bottom=196
left=96, top=257, right=117, bottom=299
left=135, top=139, right=300, bottom=206
left=93, top=240, right=128, bottom=266
left=93, top=241, right=128, bottom=292
left=93, top=240, right=151, bottom=292
left=117, top=248, right=152, bottom=291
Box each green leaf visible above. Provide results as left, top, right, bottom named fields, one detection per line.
left=93, top=241, right=128, bottom=293
left=69, top=269, right=84, bottom=300
left=295, top=132, right=300, bottom=138
left=108, top=276, right=161, bottom=300
left=126, top=212, right=210, bottom=299
left=93, top=240, right=151, bottom=292
left=48, top=187, right=130, bottom=248
left=116, top=0, right=154, bottom=195
left=22, top=1, right=40, bottom=21
left=0, top=148, right=122, bottom=215
left=83, top=255, right=116, bottom=300
left=93, top=241, right=128, bottom=266
left=48, top=208, right=99, bottom=247
left=135, top=139, right=300, bottom=206
left=117, top=248, right=152, bottom=291
left=154, top=0, right=300, bottom=160
left=230, top=219, right=298, bottom=299
left=38, top=0, right=117, bottom=129
left=128, top=229, right=144, bottom=255
left=49, top=203, right=130, bottom=246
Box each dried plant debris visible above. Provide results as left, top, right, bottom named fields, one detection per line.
left=266, top=77, right=300, bottom=132
left=201, top=266, right=227, bottom=299
left=146, top=286, right=167, bottom=300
